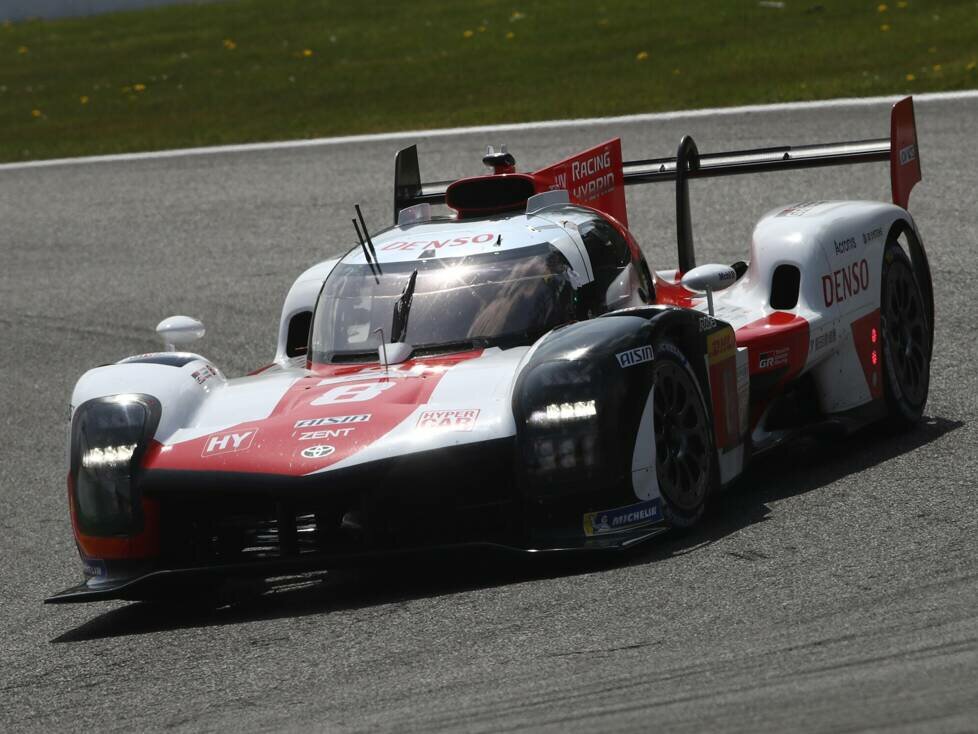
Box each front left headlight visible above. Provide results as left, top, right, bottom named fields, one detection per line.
left=69, top=394, right=160, bottom=537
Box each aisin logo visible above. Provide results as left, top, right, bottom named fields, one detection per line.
left=300, top=444, right=335, bottom=459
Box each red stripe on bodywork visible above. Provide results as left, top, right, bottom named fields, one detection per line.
left=653, top=272, right=698, bottom=308
left=68, top=473, right=161, bottom=560
left=148, top=350, right=483, bottom=477
left=736, top=312, right=810, bottom=427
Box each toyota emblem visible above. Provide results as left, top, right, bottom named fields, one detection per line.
left=300, top=444, right=335, bottom=459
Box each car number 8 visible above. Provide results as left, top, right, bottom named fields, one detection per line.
left=311, top=382, right=395, bottom=405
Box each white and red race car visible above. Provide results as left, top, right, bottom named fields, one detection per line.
left=49, top=97, right=933, bottom=604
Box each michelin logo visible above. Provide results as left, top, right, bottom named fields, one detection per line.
left=583, top=499, right=662, bottom=537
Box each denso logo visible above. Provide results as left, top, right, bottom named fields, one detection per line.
left=202, top=429, right=257, bottom=457
left=822, top=258, right=870, bottom=307
left=381, top=233, right=495, bottom=251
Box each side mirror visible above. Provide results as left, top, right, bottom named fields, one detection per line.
left=156, top=315, right=205, bottom=351
left=681, top=264, right=737, bottom=316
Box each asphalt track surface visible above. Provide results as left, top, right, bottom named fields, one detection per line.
left=2, top=96, right=977, bottom=733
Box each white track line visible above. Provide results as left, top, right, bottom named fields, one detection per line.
left=2, top=89, right=976, bottom=172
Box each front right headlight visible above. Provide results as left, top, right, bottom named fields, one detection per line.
left=69, top=394, right=160, bottom=537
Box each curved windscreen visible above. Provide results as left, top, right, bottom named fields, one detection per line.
left=311, top=244, right=578, bottom=363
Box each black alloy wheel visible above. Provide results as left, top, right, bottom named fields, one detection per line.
left=651, top=348, right=715, bottom=527
left=881, top=242, right=931, bottom=426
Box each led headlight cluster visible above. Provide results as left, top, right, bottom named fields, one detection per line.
left=525, top=399, right=599, bottom=474
left=70, top=394, right=160, bottom=537
left=528, top=400, right=597, bottom=426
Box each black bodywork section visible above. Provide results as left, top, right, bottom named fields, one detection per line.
left=512, top=306, right=720, bottom=539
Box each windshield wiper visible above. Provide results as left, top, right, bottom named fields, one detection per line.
left=391, top=269, right=418, bottom=343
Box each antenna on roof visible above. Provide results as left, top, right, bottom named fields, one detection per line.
left=352, top=216, right=379, bottom=284
left=355, top=204, right=381, bottom=274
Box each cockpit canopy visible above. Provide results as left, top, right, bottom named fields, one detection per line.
left=309, top=209, right=654, bottom=364
left=311, top=243, right=578, bottom=363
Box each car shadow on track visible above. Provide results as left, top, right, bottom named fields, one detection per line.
left=51, top=414, right=962, bottom=644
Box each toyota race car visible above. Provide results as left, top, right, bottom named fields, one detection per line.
left=48, top=97, right=933, bottom=604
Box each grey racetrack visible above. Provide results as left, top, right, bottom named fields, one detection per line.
left=2, top=96, right=976, bottom=733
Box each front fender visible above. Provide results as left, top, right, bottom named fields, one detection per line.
left=70, top=354, right=225, bottom=442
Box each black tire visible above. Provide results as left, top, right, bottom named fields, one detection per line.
left=880, top=241, right=931, bottom=428
left=651, top=344, right=718, bottom=528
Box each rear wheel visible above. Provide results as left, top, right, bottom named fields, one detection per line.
left=651, top=346, right=717, bottom=527
left=880, top=242, right=931, bottom=427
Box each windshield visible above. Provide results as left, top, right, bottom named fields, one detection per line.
left=311, top=243, right=578, bottom=363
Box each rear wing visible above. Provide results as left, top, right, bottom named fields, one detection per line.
left=394, top=96, right=921, bottom=272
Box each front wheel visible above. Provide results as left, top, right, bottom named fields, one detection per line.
left=880, top=242, right=931, bottom=428
left=651, top=345, right=718, bottom=528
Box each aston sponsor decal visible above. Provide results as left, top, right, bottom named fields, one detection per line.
left=583, top=499, right=662, bottom=537
left=202, top=429, right=257, bottom=457
left=294, top=414, right=370, bottom=428
left=616, top=345, right=654, bottom=368
left=822, top=258, right=870, bottom=307
left=417, top=409, right=480, bottom=431
left=300, top=444, right=335, bottom=459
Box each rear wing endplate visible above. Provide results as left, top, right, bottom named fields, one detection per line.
left=394, top=96, right=921, bottom=272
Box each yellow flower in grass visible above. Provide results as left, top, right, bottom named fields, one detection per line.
left=877, top=3, right=887, bottom=11
left=932, top=64, right=942, bottom=72
left=17, top=45, right=28, bottom=54
left=967, top=61, right=977, bottom=71
left=31, top=108, right=41, bottom=118
left=636, top=51, right=649, bottom=61
left=223, top=39, right=236, bottom=50
left=880, top=23, right=890, bottom=31
left=302, top=48, right=314, bottom=57
left=505, top=31, right=515, bottom=40
left=463, top=29, right=474, bottom=38
left=133, top=83, right=146, bottom=92
left=905, top=73, right=915, bottom=81
left=80, top=95, right=89, bottom=104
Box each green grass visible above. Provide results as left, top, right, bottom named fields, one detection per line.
left=1, top=0, right=977, bottom=162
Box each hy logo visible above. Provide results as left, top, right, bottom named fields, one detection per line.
left=202, top=429, right=257, bottom=457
